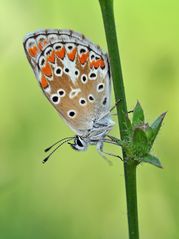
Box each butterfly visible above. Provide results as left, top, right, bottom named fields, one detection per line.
left=23, top=29, right=120, bottom=163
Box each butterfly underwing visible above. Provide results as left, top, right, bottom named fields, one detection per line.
left=23, top=29, right=115, bottom=160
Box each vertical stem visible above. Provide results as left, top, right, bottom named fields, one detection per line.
left=124, top=160, right=139, bottom=238
left=99, top=0, right=139, bottom=238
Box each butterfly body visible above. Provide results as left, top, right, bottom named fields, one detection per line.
left=24, top=29, right=115, bottom=158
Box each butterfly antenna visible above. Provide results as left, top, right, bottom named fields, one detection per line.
left=44, top=137, right=74, bottom=152
left=43, top=138, right=74, bottom=164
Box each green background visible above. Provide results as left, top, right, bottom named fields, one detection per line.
left=0, top=0, right=178, bottom=238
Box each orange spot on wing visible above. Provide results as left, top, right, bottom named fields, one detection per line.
left=47, top=50, right=55, bottom=63
left=55, top=47, right=65, bottom=59
left=94, top=59, right=101, bottom=69
left=90, top=59, right=105, bottom=69
left=90, top=60, right=95, bottom=68
left=28, top=46, right=38, bottom=57
left=67, top=48, right=77, bottom=61
left=99, top=59, right=105, bottom=69
left=79, top=52, right=89, bottom=65
left=41, top=63, right=52, bottom=77
left=40, top=75, right=49, bottom=89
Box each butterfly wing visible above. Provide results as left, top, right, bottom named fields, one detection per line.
left=23, top=29, right=111, bottom=135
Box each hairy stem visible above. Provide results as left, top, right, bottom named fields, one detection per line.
left=99, top=0, right=139, bottom=238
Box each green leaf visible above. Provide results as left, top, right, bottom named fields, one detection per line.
left=141, top=154, right=163, bottom=168
left=145, top=126, right=154, bottom=141
left=149, top=112, right=167, bottom=147
left=132, top=101, right=145, bottom=126
left=125, top=115, right=133, bottom=137
left=133, top=128, right=148, bottom=155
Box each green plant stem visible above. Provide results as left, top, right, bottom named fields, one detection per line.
left=99, top=0, right=139, bottom=238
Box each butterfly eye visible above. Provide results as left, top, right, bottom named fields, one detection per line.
left=79, top=98, right=87, bottom=106
left=51, top=94, right=60, bottom=104
left=89, top=72, right=97, bottom=80
left=54, top=66, right=62, bottom=76
left=58, top=89, right=66, bottom=97
left=81, top=74, right=88, bottom=84
left=97, top=83, right=105, bottom=92
left=70, top=136, right=87, bottom=151
left=76, top=138, right=84, bottom=147
left=67, top=110, right=76, bottom=118
left=88, top=94, right=95, bottom=103
left=39, top=56, right=46, bottom=68
left=76, top=136, right=86, bottom=148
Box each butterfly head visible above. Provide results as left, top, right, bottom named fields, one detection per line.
left=69, top=135, right=88, bottom=151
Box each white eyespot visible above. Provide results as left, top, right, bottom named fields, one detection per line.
left=97, top=83, right=105, bottom=92
left=89, top=72, right=97, bottom=80
left=39, top=56, right=46, bottom=68
left=81, top=74, right=88, bottom=84
left=53, top=43, right=63, bottom=51
left=44, top=47, right=53, bottom=57
left=74, top=69, right=80, bottom=77
left=54, top=66, right=62, bottom=77
left=90, top=52, right=95, bottom=61
left=64, top=67, right=70, bottom=74
left=67, top=110, right=76, bottom=118
left=102, top=96, right=107, bottom=106
left=79, top=97, right=87, bottom=106
left=51, top=94, right=60, bottom=104
left=95, top=55, right=100, bottom=60
left=57, top=89, right=66, bottom=97
left=88, top=94, right=95, bottom=103
left=78, top=46, right=88, bottom=55
left=69, top=88, right=81, bottom=99
left=66, top=43, right=75, bottom=52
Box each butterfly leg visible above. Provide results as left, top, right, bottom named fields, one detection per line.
left=109, top=98, right=121, bottom=112
left=110, top=99, right=133, bottom=114
left=96, top=141, right=113, bottom=165
left=110, top=98, right=134, bottom=117
left=127, top=110, right=134, bottom=114
left=96, top=141, right=122, bottom=164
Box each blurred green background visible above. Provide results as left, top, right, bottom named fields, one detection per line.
left=0, top=0, right=178, bottom=238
